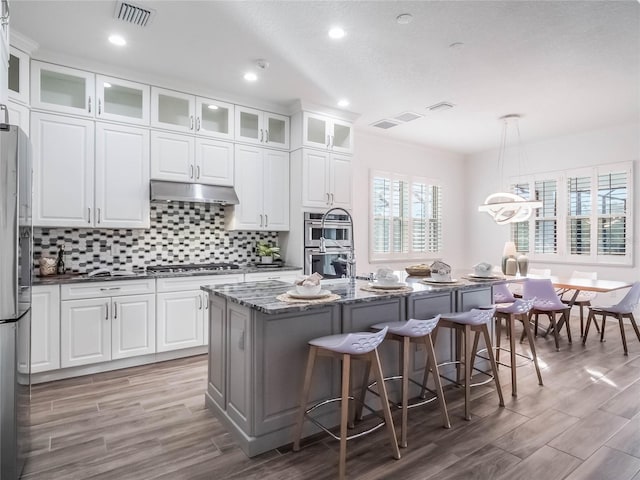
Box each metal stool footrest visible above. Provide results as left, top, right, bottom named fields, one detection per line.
left=476, top=347, right=536, bottom=369
left=366, top=376, right=439, bottom=410
left=304, top=396, right=387, bottom=442
left=436, top=360, right=495, bottom=388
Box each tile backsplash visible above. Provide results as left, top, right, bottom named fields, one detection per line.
left=33, top=202, right=279, bottom=273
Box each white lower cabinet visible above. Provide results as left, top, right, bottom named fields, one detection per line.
left=156, top=274, right=243, bottom=352
left=31, top=285, right=61, bottom=373
left=60, top=280, right=155, bottom=368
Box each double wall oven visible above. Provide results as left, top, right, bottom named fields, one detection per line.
left=303, top=212, right=353, bottom=279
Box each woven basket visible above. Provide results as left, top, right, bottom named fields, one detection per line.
left=405, top=264, right=431, bottom=277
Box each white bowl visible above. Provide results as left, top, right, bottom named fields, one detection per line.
left=431, top=272, right=451, bottom=282
left=295, top=283, right=322, bottom=296
left=376, top=277, right=399, bottom=286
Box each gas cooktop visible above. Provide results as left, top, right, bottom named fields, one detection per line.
left=146, top=263, right=240, bottom=274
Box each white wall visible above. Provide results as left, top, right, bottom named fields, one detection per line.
left=464, top=122, right=640, bottom=299
left=352, top=129, right=467, bottom=275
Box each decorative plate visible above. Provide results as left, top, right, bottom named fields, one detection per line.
left=286, top=289, right=332, bottom=299
left=368, top=282, right=407, bottom=290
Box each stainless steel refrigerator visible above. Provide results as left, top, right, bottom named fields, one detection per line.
left=0, top=115, right=31, bottom=480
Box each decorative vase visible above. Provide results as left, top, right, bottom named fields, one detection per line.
left=260, top=256, right=273, bottom=264
left=501, top=241, right=517, bottom=275
left=517, top=254, right=529, bottom=276
left=505, top=257, right=517, bottom=276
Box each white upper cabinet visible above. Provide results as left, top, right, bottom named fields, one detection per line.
left=294, top=112, right=353, bottom=154
left=95, top=75, right=150, bottom=125
left=32, top=112, right=150, bottom=228
left=32, top=61, right=151, bottom=125
left=300, top=149, right=352, bottom=210
left=235, top=106, right=289, bottom=150
left=31, top=62, right=95, bottom=117
left=8, top=47, right=30, bottom=105
left=95, top=123, right=150, bottom=228
left=227, top=144, right=289, bottom=231
left=150, top=130, right=234, bottom=186
left=151, top=87, right=233, bottom=140
left=32, top=112, right=95, bottom=227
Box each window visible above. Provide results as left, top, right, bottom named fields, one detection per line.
left=511, top=162, right=633, bottom=265
left=370, top=171, right=442, bottom=261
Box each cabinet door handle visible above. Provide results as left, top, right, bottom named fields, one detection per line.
left=196, top=165, right=200, bottom=179
left=260, top=129, right=264, bottom=142
left=113, top=302, right=118, bottom=319
left=88, top=207, right=91, bottom=224
left=326, top=193, right=330, bottom=205
left=264, top=214, right=268, bottom=227
left=196, top=117, right=201, bottom=131
left=98, top=98, right=102, bottom=115
left=204, top=293, right=208, bottom=310
left=198, top=295, right=203, bottom=310
left=88, top=97, right=92, bottom=113
left=326, top=134, right=330, bottom=147
left=265, top=130, right=269, bottom=143
left=100, top=287, right=121, bottom=291
left=1, top=0, right=10, bottom=26
left=330, top=135, right=334, bottom=149
left=330, top=193, right=335, bottom=205
left=239, top=331, right=245, bottom=350
left=189, top=165, right=194, bottom=179
left=105, top=302, right=109, bottom=320
left=97, top=208, right=101, bottom=224
left=190, top=115, right=194, bottom=130
left=259, top=214, right=263, bottom=227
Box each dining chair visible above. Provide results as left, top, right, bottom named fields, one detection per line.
left=583, top=282, right=640, bottom=355
left=561, top=270, right=600, bottom=337
left=523, top=278, right=571, bottom=351
left=510, top=268, right=552, bottom=298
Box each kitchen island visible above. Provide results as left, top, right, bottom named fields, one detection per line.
left=202, top=277, right=498, bottom=457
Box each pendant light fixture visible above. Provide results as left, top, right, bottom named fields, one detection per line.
left=478, top=114, right=542, bottom=224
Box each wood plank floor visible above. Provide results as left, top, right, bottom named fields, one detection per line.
left=23, top=316, right=640, bottom=479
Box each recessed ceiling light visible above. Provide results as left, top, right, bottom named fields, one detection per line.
left=328, top=27, right=346, bottom=39
left=244, top=72, right=258, bottom=82
left=108, top=34, right=126, bottom=46
left=396, top=13, right=413, bottom=25
left=207, top=104, right=219, bottom=110
left=103, top=82, right=112, bottom=88
left=337, top=99, right=350, bottom=108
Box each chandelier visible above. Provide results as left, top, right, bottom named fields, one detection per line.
left=478, top=114, right=542, bottom=224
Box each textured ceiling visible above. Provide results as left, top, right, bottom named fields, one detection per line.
left=11, top=0, right=640, bottom=154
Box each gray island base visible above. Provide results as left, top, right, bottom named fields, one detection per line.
left=202, top=277, right=500, bottom=457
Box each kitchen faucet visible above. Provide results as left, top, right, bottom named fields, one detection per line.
left=319, top=207, right=356, bottom=284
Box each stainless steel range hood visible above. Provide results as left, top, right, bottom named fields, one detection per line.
left=150, top=180, right=239, bottom=205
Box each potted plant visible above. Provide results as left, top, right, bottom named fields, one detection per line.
left=257, top=241, right=280, bottom=264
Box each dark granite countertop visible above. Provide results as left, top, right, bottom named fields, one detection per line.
left=33, top=265, right=303, bottom=286
left=202, top=274, right=505, bottom=315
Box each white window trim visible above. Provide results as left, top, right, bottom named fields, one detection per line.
left=368, top=169, right=443, bottom=263
left=511, top=161, right=633, bottom=267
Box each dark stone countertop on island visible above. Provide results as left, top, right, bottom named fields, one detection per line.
left=202, top=274, right=506, bottom=315
left=33, top=265, right=303, bottom=286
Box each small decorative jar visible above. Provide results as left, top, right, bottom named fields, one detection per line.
left=39, top=257, right=57, bottom=276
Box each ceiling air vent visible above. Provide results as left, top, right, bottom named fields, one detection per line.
left=426, top=102, right=455, bottom=112
left=394, top=111, right=424, bottom=123
left=371, top=119, right=400, bottom=130
left=114, top=1, right=155, bottom=27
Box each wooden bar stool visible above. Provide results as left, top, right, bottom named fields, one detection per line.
left=438, top=308, right=504, bottom=421
left=292, top=327, right=400, bottom=480
left=365, top=315, right=451, bottom=448
left=493, top=298, right=543, bottom=396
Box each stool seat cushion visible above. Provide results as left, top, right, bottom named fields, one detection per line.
left=308, top=327, right=388, bottom=354
left=372, top=315, right=440, bottom=338
left=441, top=308, right=496, bottom=325
left=496, top=298, right=535, bottom=314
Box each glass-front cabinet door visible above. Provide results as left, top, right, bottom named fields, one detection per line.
left=31, top=61, right=95, bottom=117
left=265, top=112, right=289, bottom=149
left=303, top=113, right=330, bottom=150
left=235, top=106, right=261, bottom=145
left=150, top=86, right=195, bottom=133
left=331, top=118, right=353, bottom=154
left=96, top=75, right=150, bottom=126
left=195, top=97, right=234, bottom=140
left=8, top=47, right=30, bottom=105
